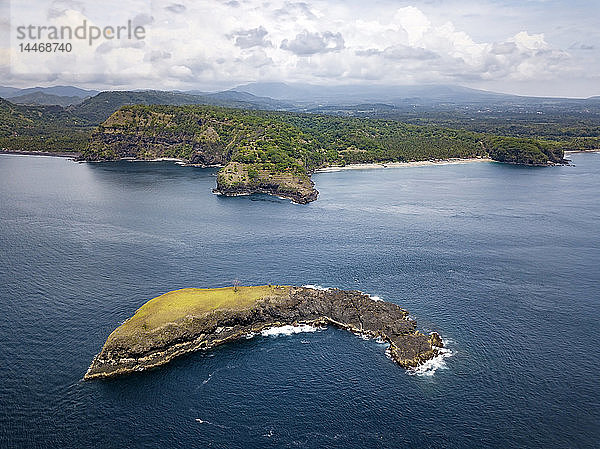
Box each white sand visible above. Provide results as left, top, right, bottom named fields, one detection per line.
left=315, top=158, right=494, bottom=172
left=564, top=150, right=600, bottom=155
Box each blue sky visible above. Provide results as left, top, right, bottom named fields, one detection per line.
left=1, top=0, right=598, bottom=97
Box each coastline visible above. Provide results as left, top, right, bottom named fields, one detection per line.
left=0, top=149, right=80, bottom=159
left=84, top=286, right=442, bottom=380
left=315, top=157, right=494, bottom=172
left=564, top=149, right=600, bottom=155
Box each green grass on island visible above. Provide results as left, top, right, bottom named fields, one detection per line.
left=111, top=285, right=290, bottom=339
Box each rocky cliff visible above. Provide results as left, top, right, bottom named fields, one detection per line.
left=81, top=105, right=320, bottom=203
left=214, top=162, right=318, bottom=204
left=85, top=286, right=442, bottom=380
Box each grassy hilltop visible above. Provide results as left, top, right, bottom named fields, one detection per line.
left=86, top=285, right=442, bottom=379
left=109, top=285, right=290, bottom=343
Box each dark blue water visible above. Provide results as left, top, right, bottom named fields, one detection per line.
left=1, top=153, right=599, bottom=448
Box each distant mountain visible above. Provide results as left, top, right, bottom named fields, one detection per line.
left=231, top=82, right=512, bottom=105
left=231, top=82, right=593, bottom=107
left=0, top=85, right=98, bottom=99
left=230, top=82, right=306, bottom=101
left=71, top=91, right=209, bottom=123
left=185, top=89, right=293, bottom=109
left=0, top=87, right=22, bottom=98
left=10, top=92, right=86, bottom=107
left=69, top=90, right=295, bottom=124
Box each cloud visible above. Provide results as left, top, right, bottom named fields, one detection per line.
left=490, top=42, right=518, bottom=55
left=165, top=3, right=186, bottom=14
left=47, top=0, right=86, bottom=19
left=230, top=26, right=272, bottom=49
left=381, top=45, right=439, bottom=61
left=281, top=30, right=345, bottom=56
left=144, top=50, right=172, bottom=62
left=356, top=45, right=438, bottom=61
left=274, top=2, right=316, bottom=19
left=2, top=0, right=597, bottom=96
left=132, top=13, right=153, bottom=27
left=569, top=42, right=594, bottom=50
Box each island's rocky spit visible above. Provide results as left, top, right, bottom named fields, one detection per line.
left=85, top=286, right=442, bottom=380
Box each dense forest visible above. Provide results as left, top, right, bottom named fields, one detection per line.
left=83, top=104, right=566, bottom=170
left=2, top=91, right=597, bottom=166
left=3, top=88, right=599, bottom=186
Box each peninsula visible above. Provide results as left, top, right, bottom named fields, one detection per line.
left=84, top=285, right=443, bottom=380
left=79, top=104, right=568, bottom=204
left=3, top=92, right=584, bottom=204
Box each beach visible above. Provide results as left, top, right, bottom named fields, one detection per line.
left=315, top=157, right=494, bottom=172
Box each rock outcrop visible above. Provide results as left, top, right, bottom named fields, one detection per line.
left=85, top=286, right=442, bottom=380
left=214, top=162, right=318, bottom=204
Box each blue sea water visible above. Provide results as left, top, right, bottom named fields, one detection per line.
left=0, top=153, right=599, bottom=448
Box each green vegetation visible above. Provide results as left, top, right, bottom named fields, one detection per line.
left=485, top=136, right=564, bottom=165
left=107, top=285, right=289, bottom=342
left=0, top=98, right=91, bottom=153
left=4, top=87, right=596, bottom=166
left=0, top=90, right=280, bottom=154
left=2, top=89, right=598, bottom=162
left=76, top=102, right=576, bottom=201
left=215, top=161, right=316, bottom=203
left=328, top=104, right=600, bottom=156
left=83, top=103, right=568, bottom=169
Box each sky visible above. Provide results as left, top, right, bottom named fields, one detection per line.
left=1, top=0, right=598, bottom=97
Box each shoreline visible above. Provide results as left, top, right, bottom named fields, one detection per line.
left=0, top=149, right=80, bottom=159
left=84, top=286, right=442, bottom=380
left=564, top=149, right=600, bottom=155
left=315, top=157, right=494, bottom=172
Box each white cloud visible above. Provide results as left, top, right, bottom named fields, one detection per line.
left=1, top=0, right=597, bottom=96
left=281, top=30, right=344, bottom=55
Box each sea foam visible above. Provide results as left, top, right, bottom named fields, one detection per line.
left=260, top=324, right=323, bottom=337
left=406, top=339, right=454, bottom=377
left=302, top=285, right=384, bottom=302
left=302, top=284, right=332, bottom=291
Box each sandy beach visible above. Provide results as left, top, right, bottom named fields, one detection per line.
left=315, top=157, right=494, bottom=172
left=564, top=150, right=599, bottom=155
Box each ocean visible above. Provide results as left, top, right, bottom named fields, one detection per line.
left=0, top=152, right=598, bottom=448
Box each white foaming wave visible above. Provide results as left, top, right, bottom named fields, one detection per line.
left=195, top=418, right=228, bottom=429
left=260, top=324, right=323, bottom=337
left=407, top=338, right=454, bottom=377
left=353, top=331, right=372, bottom=340
left=356, top=289, right=384, bottom=302
left=302, top=285, right=383, bottom=303
left=302, top=284, right=332, bottom=291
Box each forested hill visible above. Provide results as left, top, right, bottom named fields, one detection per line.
left=0, top=90, right=289, bottom=154
left=81, top=104, right=568, bottom=203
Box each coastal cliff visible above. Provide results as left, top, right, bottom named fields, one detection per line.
left=214, top=162, right=318, bottom=204
left=81, top=105, right=319, bottom=203
left=80, top=104, right=567, bottom=205
left=85, top=286, right=442, bottom=380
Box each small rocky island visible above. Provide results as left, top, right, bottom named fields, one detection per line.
left=85, top=285, right=443, bottom=380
